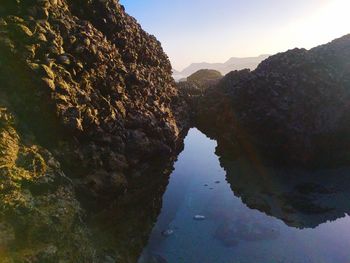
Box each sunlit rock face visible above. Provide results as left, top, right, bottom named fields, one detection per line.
left=195, top=35, right=350, bottom=166
left=0, top=0, right=189, bottom=201
left=0, top=107, right=95, bottom=262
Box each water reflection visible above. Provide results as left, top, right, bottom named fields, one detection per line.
left=88, top=155, right=179, bottom=262
left=137, top=128, right=350, bottom=263
left=222, top=156, right=350, bottom=229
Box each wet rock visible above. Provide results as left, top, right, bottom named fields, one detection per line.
left=214, top=216, right=280, bottom=247
left=0, top=109, right=95, bottom=262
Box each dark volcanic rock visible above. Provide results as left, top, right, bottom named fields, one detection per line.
left=0, top=0, right=189, bottom=201
left=196, top=35, right=350, bottom=165
left=0, top=107, right=95, bottom=262
left=0, top=0, right=190, bottom=261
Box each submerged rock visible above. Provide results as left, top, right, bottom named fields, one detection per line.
left=161, top=229, right=174, bottom=237
left=214, top=214, right=280, bottom=247
left=193, top=215, right=206, bottom=221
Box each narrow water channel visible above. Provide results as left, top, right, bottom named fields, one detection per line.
left=138, top=128, right=350, bottom=263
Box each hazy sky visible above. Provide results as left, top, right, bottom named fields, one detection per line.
left=120, top=0, right=349, bottom=71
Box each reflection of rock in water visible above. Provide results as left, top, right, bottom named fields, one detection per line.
left=217, top=152, right=350, bottom=229
left=86, top=152, right=182, bottom=263
left=214, top=212, right=280, bottom=247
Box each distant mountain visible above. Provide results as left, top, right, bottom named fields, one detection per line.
left=173, top=55, right=269, bottom=80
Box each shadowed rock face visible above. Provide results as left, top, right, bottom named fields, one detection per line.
left=0, top=0, right=190, bottom=261
left=195, top=35, right=350, bottom=166
left=0, top=0, right=189, bottom=201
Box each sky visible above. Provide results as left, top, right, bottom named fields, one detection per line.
left=120, top=0, right=349, bottom=71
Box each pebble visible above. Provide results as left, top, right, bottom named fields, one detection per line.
left=161, top=229, right=174, bottom=237
left=215, top=181, right=220, bottom=184
left=193, top=215, right=206, bottom=221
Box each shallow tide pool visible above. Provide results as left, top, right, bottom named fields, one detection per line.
left=138, top=128, right=350, bottom=263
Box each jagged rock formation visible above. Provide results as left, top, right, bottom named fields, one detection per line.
left=195, top=35, right=350, bottom=165
left=2, top=0, right=350, bottom=260
left=0, top=0, right=189, bottom=202
left=0, top=0, right=190, bottom=261
left=0, top=108, right=95, bottom=262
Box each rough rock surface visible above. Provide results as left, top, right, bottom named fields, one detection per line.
left=0, top=0, right=190, bottom=261
left=0, top=107, right=95, bottom=262
left=0, top=0, right=189, bottom=201
left=196, top=35, right=350, bottom=165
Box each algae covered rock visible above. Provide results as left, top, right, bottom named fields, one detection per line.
left=0, top=108, right=95, bottom=262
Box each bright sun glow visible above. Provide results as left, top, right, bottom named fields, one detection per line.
left=287, top=0, right=349, bottom=49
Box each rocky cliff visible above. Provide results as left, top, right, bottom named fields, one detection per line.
left=0, top=0, right=189, bottom=261
left=2, top=0, right=350, bottom=261
left=195, top=35, right=350, bottom=165
left=0, top=0, right=189, bottom=201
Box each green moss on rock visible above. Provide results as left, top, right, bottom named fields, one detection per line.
left=187, top=69, right=222, bottom=87
left=0, top=109, right=95, bottom=262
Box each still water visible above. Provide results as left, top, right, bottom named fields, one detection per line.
left=138, top=128, right=350, bottom=263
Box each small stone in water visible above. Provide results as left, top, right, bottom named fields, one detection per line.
left=193, top=215, right=206, bottom=221
left=215, top=181, right=220, bottom=184
left=204, top=184, right=208, bottom=187
left=161, top=229, right=174, bottom=237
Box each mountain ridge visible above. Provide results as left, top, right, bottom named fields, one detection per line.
left=173, top=54, right=270, bottom=80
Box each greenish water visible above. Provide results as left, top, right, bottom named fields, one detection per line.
left=138, top=128, right=350, bottom=263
